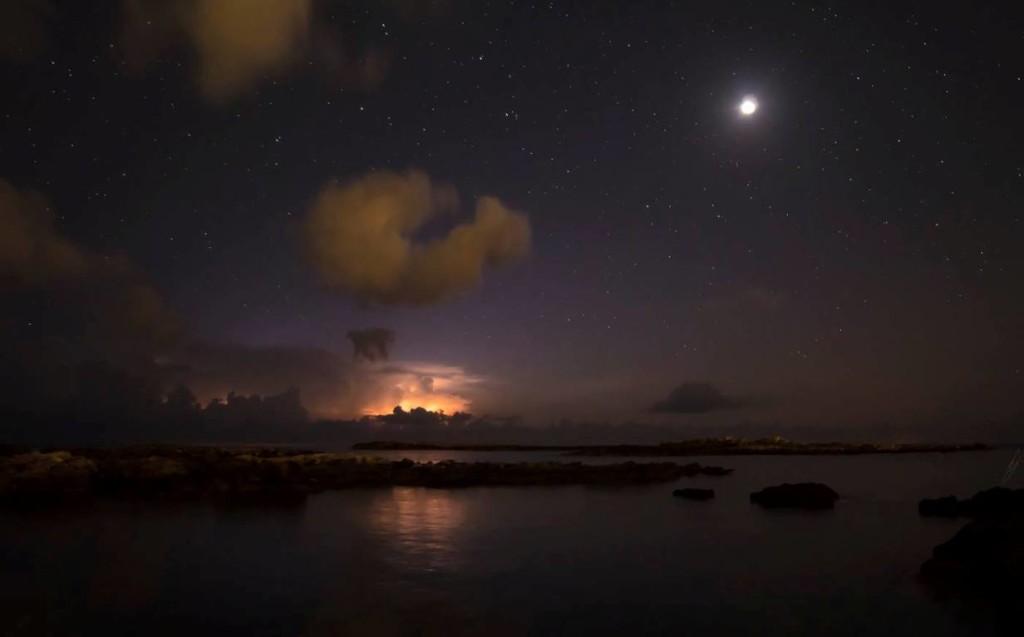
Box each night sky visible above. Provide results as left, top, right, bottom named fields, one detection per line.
left=1, top=1, right=1022, bottom=436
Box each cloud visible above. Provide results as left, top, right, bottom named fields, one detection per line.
left=348, top=328, right=396, bottom=362
left=162, top=342, right=362, bottom=418
left=118, top=0, right=399, bottom=102
left=304, top=170, right=531, bottom=306
left=0, top=179, right=177, bottom=348
left=162, top=341, right=481, bottom=420
left=361, top=361, right=483, bottom=416
left=0, top=0, right=53, bottom=61
left=119, top=0, right=313, bottom=103
left=0, top=179, right=177, bottom=402
left=0, top=181, right=91, bottom=285
left=651, top=382, right=748, bottom=414
left=5, top=1, right=412, bottom=100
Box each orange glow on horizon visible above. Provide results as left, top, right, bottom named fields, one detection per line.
left=360, top=395, right=469, bottom=417
left=359, top=363, right=476, bottom=417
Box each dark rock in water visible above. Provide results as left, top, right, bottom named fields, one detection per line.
left=921, top=517, right=1024, bottom=601
left=918, top=487, right=1024, bottom=519
left=673, top=488, right=714, bottom=500
left=749, top=482, right=839, bottom=510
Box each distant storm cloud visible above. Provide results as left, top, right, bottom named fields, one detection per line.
left=304, top=170, right=531, bottom=306
left=165, top=343, right=482, bottom=420
left=651, top=382, right=747, bottom=414
left=348, top=328, right=396, bottom=362
left=361, top=361, right=483, bottom=416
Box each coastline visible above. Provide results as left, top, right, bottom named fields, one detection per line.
left=0, top=444, right=733, bottom=503
left=351, top=438, right=991, bottom=456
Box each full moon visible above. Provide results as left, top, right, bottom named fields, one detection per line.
left=739, top=97, right=758, bottom=116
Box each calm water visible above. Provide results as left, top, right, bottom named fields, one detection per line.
left=1, top=449, right=1018, bottom=636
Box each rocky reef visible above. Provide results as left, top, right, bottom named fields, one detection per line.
left=0, top=445, right=733, bottom=504
left=749, top=482, right=839, bottom=510
left=672, top=488, right=714, bottom=500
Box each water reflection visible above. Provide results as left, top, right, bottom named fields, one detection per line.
left=366, top=487, right=467, bottom=573
left=1, top=452, right=1014, bottom=636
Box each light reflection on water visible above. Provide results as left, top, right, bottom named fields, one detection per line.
left=366, top=487, right=467, bottom=573
left=0, top=450, right=1018, bottom=636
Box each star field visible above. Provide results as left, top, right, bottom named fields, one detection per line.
left=0, top=0, right=1021, bottom=434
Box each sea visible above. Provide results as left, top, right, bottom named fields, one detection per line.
left=1, top=448, right=1019, bottom=636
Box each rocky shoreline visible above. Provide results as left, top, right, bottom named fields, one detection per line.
left=353, top=438, right=990, bottom=456
left=0, top=445, right=733, bottom=504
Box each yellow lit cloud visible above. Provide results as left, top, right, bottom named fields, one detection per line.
left=119, top=0, right=312, bottom=103
left=305, top=170, right=531, bottom=306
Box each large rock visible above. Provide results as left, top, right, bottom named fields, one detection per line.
left=673, top=488, right=714, bottom=500
left=749, top=482, right=839, bottom=510
left=921, top=518, right=1024, bottom=600
left=919, top=487, right=1024, bottom=519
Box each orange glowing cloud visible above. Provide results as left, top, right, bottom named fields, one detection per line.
left=359, top=362, right=483, bottom=416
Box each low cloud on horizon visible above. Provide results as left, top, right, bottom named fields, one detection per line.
left=162, top=341, right=483, bottom=420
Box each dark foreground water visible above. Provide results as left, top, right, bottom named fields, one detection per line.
left=1, top=449, right=1019, bottom=636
